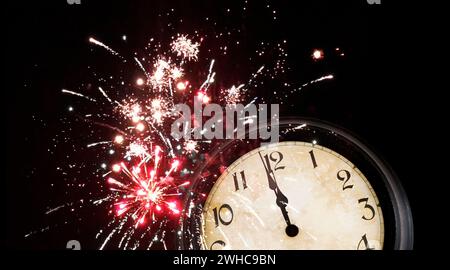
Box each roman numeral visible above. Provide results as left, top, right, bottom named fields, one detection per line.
left=233, top=170, right=247, bottom=191
left=309, top=150, right=318, bottom=168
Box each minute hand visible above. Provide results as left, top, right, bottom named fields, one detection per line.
left=258, top=152, right=292, bottom=226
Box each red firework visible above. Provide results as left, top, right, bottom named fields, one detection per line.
left=106, top=145, right=188, bottom=227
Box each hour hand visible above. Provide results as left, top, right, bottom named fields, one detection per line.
left=276, top=191, right=291, bottom=225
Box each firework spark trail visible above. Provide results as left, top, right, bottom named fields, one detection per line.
left=134, top=226, right=152, bottom=250
left=223, top=66, right=265, bottom=104
left=148, top=121, right=175, bottom=157
left=96, top=219, right=117, bottom=239
left=146, top=219, right=168, bottom=250
left=296, top=74, right=334, bottom=91
left=62, top=89, right=97, bottom=102
left=87, top=141, right=111, bottom=148
left=93, top=196, right=113, bottom=205
left=200, top=59, right=215, bottom=91
left=24, top=226, right=51, bottom=238
left=45, top=204, right=65, bottom=215
left=89, top=37, right=120, bottom=56
left=123, top=228, right=139, bottom=250
left=99, top=218, right=127, bottom=250
left=98, top=87, right=113, bottom=103
left=248, top=66, right=265, bottom=85
left=281, top=124, right=307, bottom=135
left=118, top=229, right=130, bottom=248
left=75, top=115, right=127, bottom=136
left=134, top=57, right=151, bottom=80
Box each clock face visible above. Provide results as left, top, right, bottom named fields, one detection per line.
left=201, top=141, right=384, bottom=250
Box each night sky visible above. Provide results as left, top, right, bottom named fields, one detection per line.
left=4, top=0, right=423, bottom=250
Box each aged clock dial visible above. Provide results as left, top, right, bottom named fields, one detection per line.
left=201, top=142, right=384, bottom=250
left=178, top=118, right=413, bottom=250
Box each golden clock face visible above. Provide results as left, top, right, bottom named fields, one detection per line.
left=201, top=141, right=384, bottom=250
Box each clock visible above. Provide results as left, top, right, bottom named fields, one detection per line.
left=177, top=118, right=414, bottom=250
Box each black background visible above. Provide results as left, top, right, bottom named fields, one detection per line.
left=4, top=0, right=427, bottom=252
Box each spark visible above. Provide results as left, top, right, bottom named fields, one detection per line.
left=176, top=81, right=188, bottom=91
left=112, top=164, right=122, bottom=173
left=89, top=37, right=119, bottom=56
left=200, top=60, right=215, bottom=90
left=312, top=49, right=324, bottom=60
left=294, top=74, right=334, bottom=93
left=62, top=89, right=97, bottom=102
left=136, top=78, right=145, bottom=86
left=87, top=141, right=111, bottom=148
left=114, top=135, right=125, bottom=144
left=183, top=140, right=198, bottom=153
left=98, top=87, right=113, bottom=103
left=136, top=122, right=146, bottom=132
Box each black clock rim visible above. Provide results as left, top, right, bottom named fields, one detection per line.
left=178, top=117, right=414, bottom=250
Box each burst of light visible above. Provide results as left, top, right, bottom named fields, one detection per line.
left=107, top=147, right=184, bottom=226
left=136, top=122, right=145, bottom=132
left=312, top=49, right=324, bottom=60
left=197, top=91, right=210, bottom=104
left=202, top=95, right=210, bottom=104
left=136, top=78, right=145, bottom=86
left=132, top=116, right=141, bottom=123
left=68, top=106, right=74, bottom=112
left=171, top=35, right=200, bottom=61
left=183, top=140, right=198, bottom=153
left=112, top=164, right=122, bottom=173
left=176, top=81, right=188, bottom=91
left=171, top=67, right=183, bottom=80
left=126, top=142, right=149, bottom=158
left=114, top=135, right=124, bottom=144
left=224, top=84, right=245, bottom=103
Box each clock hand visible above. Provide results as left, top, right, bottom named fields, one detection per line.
left=258, top=152, right=299, bottom=237
left=274, top=188, right=291, bottom=225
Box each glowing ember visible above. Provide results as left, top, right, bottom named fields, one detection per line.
left=112, top=164, right=122, bottom=173
left=136, top=78, right=145, bottom=86
left=312, top=49, right=324, bottom=60
left=114, top=135, right=124, bottom=144
left=176, top=81, right=188, bottom=91
left=136, top=122, right=145, bottom=132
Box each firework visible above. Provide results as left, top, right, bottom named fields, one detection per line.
left=107, top=146, right=184, bottom=227
left=171, top=35, right=200, bottom=62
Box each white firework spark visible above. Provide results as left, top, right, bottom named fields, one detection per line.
left=171, top=35, right=200, bottom=61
